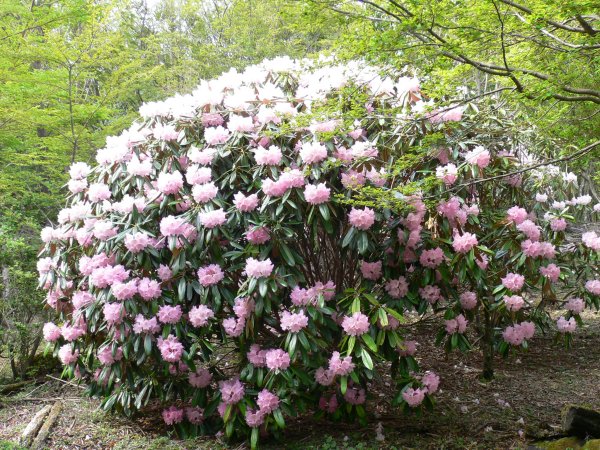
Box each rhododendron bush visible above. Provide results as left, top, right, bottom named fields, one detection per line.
left=38, top=57, right=599, bottom=445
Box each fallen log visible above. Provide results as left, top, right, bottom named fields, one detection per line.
left=19, top=404, right=52, bottom=447
left=0, top=380, right=30, bottom=394
left=31, top=401, right=62, bottom=450
left=564, top=406, right=600, bottom=438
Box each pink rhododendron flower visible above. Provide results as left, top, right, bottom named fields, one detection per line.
left=192, top=182, right=218, bottom=203
left=464, top=146, right=490, bottom=168
left=162, top=406, right=184, bottom=425
left=585, top=280, right=600, bottom=295
left=43, top=323, right=62, bottom=342
left=300, top=141, right=328, bottom=164
left=329, top=351, right=354, bottom=376
left=257, top=389, right=280, bottom=414
left=265, top=349, right=290, bottom=371
left=253, top=145, right=283, bottom=165
left=157, top=335, right=184, bottom=362
left=419, top=285, right=441, bottom=304
left=344, top=387, right=366, bottom=405
left=304, top=183, right=331, bottom=204
left=402, top=387, right=426, bottom=407
left=247, top=344, right=267, bottom=367
left=189, top=367, right=212, bottom=388
left=348, top=207, right=375, bottom=230
left=507, top=206, right=528, bottom=224
left=422, top=371, right=440, bottom=394
left=199, top=209, right=227, bottom=228
left=189, top=305, right=215, bottom=327
left=501, top=273, right=525, bottom=292
left=69, top=162, right=91, bottom=180
left=557, top=316, right=576, bottom=333
left=103, top=303, right=125, bottom=326
left=385, top=277, right=409, bottom=299
left=280, top=310, right=309, bottom=333
left=445, top=314, right=468, bottom=334
left=504, top=295, right=524, bottom=312
left=540, top=264, right=560, bottom=282
left=341, top=312, right=370, bottom=336
left=459, top=291, right=478, bottom=310
left=160, top=216, right=189, bottom=236
left=197, top=264, right=224, bottom=286
left=188, top=146, right=217, bottom=165
left=360, top=260, right=382, bottom=280
left=452, top=231, right=478, bottom=253
left=186, top=165, right=212, bottom=185
left=245, top=257, right=273, bottom=278
left=93, top=221, right=117, bottom=240
left=419, top=248, right=444, bottom=269
left=516, top=220, right=541, bottom=241
left=157, top=305, right=182, bottom=324
left=319, top=394, right=338, bottom=413
left=186, top=407, right=204, bottom=425
left=97, top=346, right=123, bottom=366
left=60, top=324, right=86, bottom=342
left=157, top=264, right=173, bottom=281
left=112, top=279, right=138, bottom=301
left=341, top=170, right=366, bottom=189
left=227, top=114, right=254, bottom=133
left=245, top=409, right=265, bottom=428
left=204, top=126, right=230, bottom=145
left=124, top=232, right=151, bottom=253
left=157, top=171, right=184, bottom=195
left=582, top=231, right=600, bottom=251
left=502, top=322, right=535, bottom=345
left=436, top=163, right=458, bottom=186
left=566, top=297, right=585, bottom=314
left=133, top=315, right=161, bottom=334
left=58, top=345, right=79, bottom=365
left=233, top=192, right=259, bottom=212
left=137, top=278, right=161, bottom=300
left=127, top=155, right=153, bottom=177
left=88, top=183, right=111, bottom=202
left=245, top=226, right=270, bottom=244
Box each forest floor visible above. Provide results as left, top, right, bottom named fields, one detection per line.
left=2, top=309, right=600, bottom=450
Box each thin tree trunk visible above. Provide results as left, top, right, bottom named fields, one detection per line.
left=482, top=307, right=494, bottom=380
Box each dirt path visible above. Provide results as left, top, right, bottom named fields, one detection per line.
left=2, top=310, right=600, bottom=449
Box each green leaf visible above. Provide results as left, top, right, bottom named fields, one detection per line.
left=362, top=334, right=378, bottom=352
left=342, top=227, right=356, bottom=248
left=251, top=427, right=259, bottom=449
left=361, top=348, right=373, bottom=370
left=273, top=409, right=285, bottom=428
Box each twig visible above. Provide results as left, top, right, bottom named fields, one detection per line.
left=46, top=374, right=86, bottom=390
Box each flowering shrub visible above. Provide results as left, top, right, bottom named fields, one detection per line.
left=38, top=57, right=599, bottom=446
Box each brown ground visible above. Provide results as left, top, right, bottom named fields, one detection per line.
left=2, top=309, right=600, bottom=449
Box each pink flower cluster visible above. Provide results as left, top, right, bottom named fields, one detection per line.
left=445, top=315, right=468, bottom=334
left=341, top=312, right=370, bottom=336
left=501, top=273, right=525, bottom=292
left=348, top=207, right=375, bottom=230
left=197, top=264, right=224, bottom=286
left=557, top=316, right=576, bottom=333
left=245, top=257, right=273, bottom=278
left=290, top=281, right=336, bottom=306
left=502, top=322, right=535, bottom=346
left=280, top=310, right=309, bottom=333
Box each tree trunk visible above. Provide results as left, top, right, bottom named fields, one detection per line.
left=482, top=307, right=494, bottom=380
